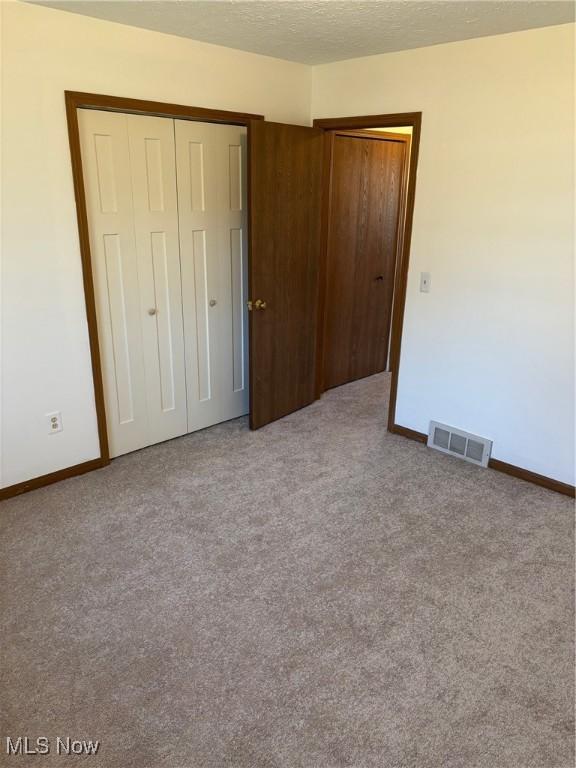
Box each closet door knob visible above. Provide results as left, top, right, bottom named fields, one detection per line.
left=148, top=308, right=158, bottom=316
left=209, top=299, right=217, bottom=307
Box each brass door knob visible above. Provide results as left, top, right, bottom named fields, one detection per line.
left=247, top=299, right=267, bottom=311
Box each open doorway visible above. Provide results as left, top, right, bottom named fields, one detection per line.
left=313, top=113, right=421, bottom=433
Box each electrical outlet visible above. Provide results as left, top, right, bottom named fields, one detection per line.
left=47, top=411, right=63, bottom=434
left=420, top=272, right=431, bottom=293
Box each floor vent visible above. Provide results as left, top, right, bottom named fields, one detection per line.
left=427, top=421, right=492, bottom=468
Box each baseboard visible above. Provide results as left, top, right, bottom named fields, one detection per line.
left=487, top=458, right=575, bottom=498
left=389, top=423, right=575, bottom=498
left=0, top=458, right=109, bottom=501
left=2, top=428, right=573, bottom=501
left=388, top=423, right=428, bottom=444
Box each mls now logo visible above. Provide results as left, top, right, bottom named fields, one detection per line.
left=5, top=736, right=100, bottom=756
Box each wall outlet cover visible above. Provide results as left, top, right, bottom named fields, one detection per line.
left=47, top=411, right=63, bottom=434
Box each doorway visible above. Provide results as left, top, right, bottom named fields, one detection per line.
left=314, top=112, right=422, bottom=433
left=321, top=128, right=411, bottom=391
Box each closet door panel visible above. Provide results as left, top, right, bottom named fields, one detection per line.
left=78, top=109, right=149, bottom=457
left=175, top=120, right=249, bottom=433
left=230, top=227, right=246, bottom=393
left=190, top=229, right=212, bottom=402
left=176, top=124, right=219, bottom=430
left=217, top=124, right=249, bottom=414
left=127, top=114, right=188, bottom=444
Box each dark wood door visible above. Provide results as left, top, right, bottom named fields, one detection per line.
left=323, top=133, right=407, bottom=390
left=249, top=120, right=324, bottom=429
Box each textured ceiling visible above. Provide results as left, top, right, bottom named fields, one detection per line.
left=32, top=0, right=575, bottom=65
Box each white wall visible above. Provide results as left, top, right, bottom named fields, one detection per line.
left=0, top=0, right=311, bottom=487
left=313, top=24, right=575, bottom=484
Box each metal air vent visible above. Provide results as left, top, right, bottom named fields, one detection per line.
left=428, top=421, right=492, bottom=467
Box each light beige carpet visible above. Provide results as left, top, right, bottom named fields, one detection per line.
left=1, top=373, right=574, bottom=767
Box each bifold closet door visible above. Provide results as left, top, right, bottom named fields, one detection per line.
left=175, top=120, right=249, bottom=432
left=78, top=109, right=187, bottom=457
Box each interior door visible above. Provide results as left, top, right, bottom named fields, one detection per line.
left=175, top=120, right=249, bottom=432
left=249, top=121, right=324, bottom=429
left=323, top=132, right=407, bottom=390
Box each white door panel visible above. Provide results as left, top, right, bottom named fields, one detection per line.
left=79, top=110, right=187, bottom=457
left=78, top=109, right=149, bottom=456
left=126, top=114, right=187, bottom=445
left=175, top=120, right=249, bottom=432
left=80, top=111, right=248, bottom=456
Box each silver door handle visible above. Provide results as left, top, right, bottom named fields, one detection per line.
left=148, top=308, right=158, bottom=316
left=209, top=299, right=217, bottom=307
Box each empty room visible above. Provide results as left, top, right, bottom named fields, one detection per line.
left=1, top=1, right=574, bottom=766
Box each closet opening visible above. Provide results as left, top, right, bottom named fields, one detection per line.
left=313, top=113, right=422, bottom=434
left=66, top=92, right=263, bottom=463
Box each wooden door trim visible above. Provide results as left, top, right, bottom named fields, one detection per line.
left=1, top=93, right=263, bottom=501
left=332, top=128, right=410, bottom=142
left=315, top=130, right=335, bottom=397
left=314, top=113, right=422, bottom=131
left=65, top=91, right=264, bottom=124
left=313, top=112, right=420, bottom=413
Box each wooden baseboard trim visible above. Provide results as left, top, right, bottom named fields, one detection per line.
left=487, top=458, right=575, bottom=498
left=388, top=423, right=428, bottom=444
left=389, top=423, right=575, bottom=498
left=0, top=458, right=109, bottom=501
left=3, top=427, right=573, bottom=501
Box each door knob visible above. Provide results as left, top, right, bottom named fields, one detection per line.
left=148, top=308, right=158, bottom=315
left=209, top=299, right=217, bottom=307
left=247, top=299, right=267, bottom=311
left=375, top=275, right=384, bottom=282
